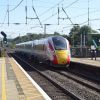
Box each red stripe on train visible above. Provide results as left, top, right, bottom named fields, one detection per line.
left=53, top=55, right=58, bottom=64
left=67, top=55, right=70, bottom=64
left=48, top=42, right=54, bottom=51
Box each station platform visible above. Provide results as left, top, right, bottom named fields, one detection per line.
left=71, top=57, right=100, bottom=68
left=0, top=56, right=51, bottom=100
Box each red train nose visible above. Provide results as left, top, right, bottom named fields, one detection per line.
left=53, top=55, right=58, bottom=64
left=67, top=55, right=70, bottom=64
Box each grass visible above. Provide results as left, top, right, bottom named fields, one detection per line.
left=0, top=49, right=6, bottom=57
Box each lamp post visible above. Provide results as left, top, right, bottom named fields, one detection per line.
left=97, top=29, right=100, bottom=45
left=83, top=32, right=86, bottom=47
left=44, top=24, right=50, bottom=37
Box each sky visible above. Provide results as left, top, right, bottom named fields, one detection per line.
left=0, top=0, right=100, bottom=39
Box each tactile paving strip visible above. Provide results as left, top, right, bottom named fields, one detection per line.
left=9, top=57, right=45, bottom=100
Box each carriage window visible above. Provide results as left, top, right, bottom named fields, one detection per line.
left=52, top=37, right=67, bottom=50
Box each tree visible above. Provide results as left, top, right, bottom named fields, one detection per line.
left=69, top=25, right=93, bottom=47
left=54, top=32, right=60, bottom=35
left=79, top=25, right=92, bottom=46
left=69, top=25, right=80, bottom=46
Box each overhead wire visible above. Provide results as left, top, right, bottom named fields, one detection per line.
left=31, top=0, right=43, bottom=28
left=2, top=0, right=98, bottom=36
left=27, top=0, right=65, bottom=31
left=39, top=0, right=65, bottom=17
left=9, top=0, right=24, bottom=12
left=41, top=0, right=79, bottom=23
left=0, top=10, right=8, bottom=27
left=71, top=8, right=100, bottom=19
left=80, top=18, right=100, bottom=25
left=33, top=0, right=55, bottom=4
left=62, top=7, right=74, bottom=25
left=21, top=0, right=80, bottom=34
left=0, top=0, right=85, bottom=27
left=32, top=6, right=43, bottom=28
left=41, top=0, right=100, bottom=27
left=64, top=0, right=79, bottom=9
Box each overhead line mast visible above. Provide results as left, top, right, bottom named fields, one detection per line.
left=25, top=0, right=43, bottom=27
left=7, top=0, right=9, bottom=26
left=25, top=0, right=27, bottom=25
left=42, top=0, right=79, bottom=23
left=58, top=5, right=60, bottom=25
left=32, top=0, right=43, bottom=28
left=57, top=5, right=74, bottom=25
left=88, top=0, right=90, bottom=26
left=62, top=7, right=74, bottom=25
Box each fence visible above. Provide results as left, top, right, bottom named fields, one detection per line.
left=71, top=47, right=100, bottom=58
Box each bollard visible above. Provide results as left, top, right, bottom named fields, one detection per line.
left=90, top=45, right=97, bottom=60
left=90, top=50, right=96, bottom=60
left=94, top=50, right=96, bottom=60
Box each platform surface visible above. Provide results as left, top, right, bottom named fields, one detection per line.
left=71, top=57, right=100, bottom=68
left=0, top=57, right=51, bottom=100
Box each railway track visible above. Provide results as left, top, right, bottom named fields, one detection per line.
left=70, top=62, right=100, bottom=83
left=11, top=53, right=100, bottom=100
left=53, top=70, right=100, bottom=92
left=11, top=53, right=76, bottom=100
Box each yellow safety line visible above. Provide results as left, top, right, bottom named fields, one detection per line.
left=2, top=58, right=6, bottom=100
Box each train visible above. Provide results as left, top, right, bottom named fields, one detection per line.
left=15, top=36, right=71, bottom=67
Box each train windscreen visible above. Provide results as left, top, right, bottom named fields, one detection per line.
left=52, top=37, right=67, bottom=50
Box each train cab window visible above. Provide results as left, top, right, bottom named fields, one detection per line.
left=52, top=37, right=67, bottom=50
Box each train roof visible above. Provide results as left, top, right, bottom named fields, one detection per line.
left=16, top=40, right=34, bottom=46
left=46, top=35, right=67, bottom=39
left=16, top=36, right=67, bottom=45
